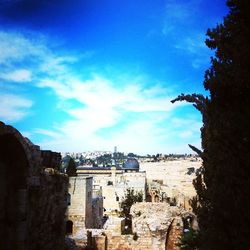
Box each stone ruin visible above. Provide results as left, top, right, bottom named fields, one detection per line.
left=82, top=202, right=197, bottom=250
left=130, top=202, right=182, bottom=250
left=0, top=121, right=198, bottom=250
left=0, top=121, right=68, bottom=250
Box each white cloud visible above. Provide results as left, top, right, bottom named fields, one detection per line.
left=37, top=117, right=170, bottom=154
left=0, top=69, right=32, bottom=82
left=0, top=29, right=201, bottom=154
left=161, top=1, right=210, bottom=69
left=0, top=31, right=48, bottom=64
left=162, top=0, right=201, bottom=35
left=175, top=35, right=206, bottom=53
left=0, top=30, right=78, bottom=79
left=172, top=117, right=202, bottom=130
left=179, top=130, right=193, bottom=138
left=37, top=75, right=184, bottom=114
left=174, top=34, right=207, bottom=60
left=37, top=112, right=201, bottom=154
left=0, top=93, right=33, bottom=122
left=35, top=74, right=191, bottom=154
left=39, top=55, right=78, bottom=75
left=174, top=33, right=210, bottom=68
left=34, top=128, right=62, bottom=138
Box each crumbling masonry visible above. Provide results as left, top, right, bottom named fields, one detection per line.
left=0, top=121, right=68, bottom=250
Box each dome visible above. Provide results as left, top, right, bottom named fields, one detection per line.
left=123, top=158, right=139, bottom=171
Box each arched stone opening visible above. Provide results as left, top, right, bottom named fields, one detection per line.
left=146, top=194, right=152, bottom=202
left=149, top=191, right=156, bottom=202
left=154, top=195, right=160, bottom=203
left=0, top=133, right=29, bottom=250
left=66, top=220, right=73, bottom=235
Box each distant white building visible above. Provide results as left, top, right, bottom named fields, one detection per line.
left=77, top=158, right=146, bottom=215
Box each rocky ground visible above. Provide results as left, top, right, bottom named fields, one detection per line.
left=140, top=158, right=202, bottom=198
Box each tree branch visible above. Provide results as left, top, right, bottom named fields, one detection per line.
left=188, top=144, right=203, bottom=157
left=171, top=93, right=208, bottom=115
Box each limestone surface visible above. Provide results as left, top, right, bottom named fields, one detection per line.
left=130, top=202, right=183, bottom=250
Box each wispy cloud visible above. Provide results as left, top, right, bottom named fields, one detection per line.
left=0, top=29, right=200, bottom=154
left=162, top=0, right=201, bottom=35
left=174, top=33, right=210, bottom=68
left=35, top=75, right=187, bottom=153
left=171, top=116, right=202, bottom=140
left=0, top=93, right=33, bottom=122
left=0, top=31, right=47, bottom=64
left=0, top=69, right=32, bottom=82
left=175, top=36, right=205, bottom=53
left=0, top=30, right=78, bottom=76
left=0, top=30, right=78, bottom=122
left=161, top=1, right=211, bottom=69
left=33, top=128, right=62, bottom=138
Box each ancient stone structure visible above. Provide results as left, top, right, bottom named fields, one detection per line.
left=130, top=203, right=183, bottom=250
left=141, top=160, right=201, bottom=209
left=66, top=157, right=201, bottom=249
left=92, top=188, right=104, bottom=229
left=66, top=176, right=94, bottom=235
left=65, top=166, right=145, bottom=240
left=68, top=202, right=188, bottom=250
left=41, top=150, right=61, bottom=170
left=0, top=121, right=68, bottom=250
left=165, top=217, right=183, bottom=250
left=77, top=158, right=146, bottom=216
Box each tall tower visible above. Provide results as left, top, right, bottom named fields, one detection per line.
left=114, top=146, right=117, bottom=166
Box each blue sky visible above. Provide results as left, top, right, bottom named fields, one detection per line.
left=0, top=0, right=228, bottom=154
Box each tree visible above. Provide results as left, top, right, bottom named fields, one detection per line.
left=120, top=189, right=143, bottom=218
left=66, top=158, right=77, bottom=177
left=172, top=1, right=250, bottom=249
left=177, top=228, right=198, bottom=250
left=127, top=152, right=136, bottom=157
left=120, top=189, right=143, bottom=234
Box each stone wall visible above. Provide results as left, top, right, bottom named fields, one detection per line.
left=140, top=161, right=200, bottom=201
left=130, top=203, right=182, bottom=250
left=67, top=176, right=93, bottom=235
left=41, top=150, right=62, bottom=170
left=28, top=168, right=68, bottom=250
left=77, top=203, right=184, bottom=250
left=92, top=195, right=103, bottom=228
left=78, top=168, right=146, bottom=216
left=165, top=218, right=183, bottom=250
left=0, top=121, right=68, bottom=250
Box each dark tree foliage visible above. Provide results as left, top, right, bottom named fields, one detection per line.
left=177, top=228, right=199, bottom=250
left=127, top=152, right=137, bottom=157
left=120, top=189, right=143, bottom=218
left=120, top=189, right=143, bottom=235
left=66, top=158, right=77, bottom=177
left=172, top=1, right=250, bottom=249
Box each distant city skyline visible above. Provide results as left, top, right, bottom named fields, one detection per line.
left=0, top=0, right=228, bottom=154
